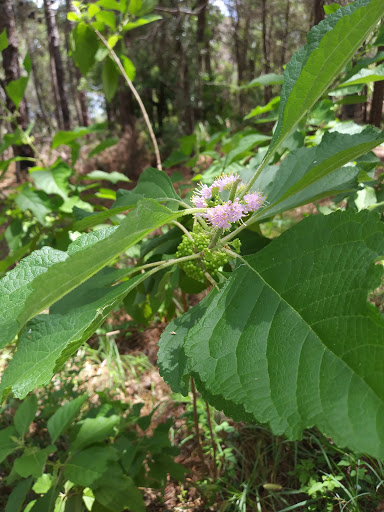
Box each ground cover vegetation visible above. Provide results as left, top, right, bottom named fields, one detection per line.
left=1, top=0, right=384, bottom=510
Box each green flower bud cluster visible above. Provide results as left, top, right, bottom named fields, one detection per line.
left=176, top=232, right=229, bottom=283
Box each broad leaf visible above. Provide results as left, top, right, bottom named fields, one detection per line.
left=14, top=185, right=53, bottom=225
left=93, top=463, right=145, bottom=512
left=47, top=395, right=87, bottom=443
left=65, top=446, right=118, bottom=487
left=31, top=164, right=72, bottom=200
left=122, top=14, right=161, bottom=31
left=14, top=446, right=55, bottom=478
left=121, top=55, right=136, bottom=81
left=244, top=96, right=280, bottom=120
left=72, top=23, right=99, bottom=75
left=266, top=0, right=384, bottom=159
left=0, top=199, right=181, bottom=348
left=74, top=167, right=181, bottom=230
left=252, top=126, right=384, bottom=220
left=72, top=415, right=119, bottom=451
left=225, top=133, right=271, bottom=166
left=162, top=211, right=384, bottom=457
left=14, top=394, right=38, bottom=436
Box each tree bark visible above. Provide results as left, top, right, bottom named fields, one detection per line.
left=370, top=46, right=384, bottom=127
left=43, top=0, right=71, bottom=130
left=313, top=0, right=325, bottom=26
left=262, top=0, right=271, bottom=102
left=0, top=0, right=34, bottom=179
left=65, top=0, right=90, bottom=126
left=280, top=0, right=290, bottom=67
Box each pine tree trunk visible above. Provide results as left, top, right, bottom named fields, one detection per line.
left=43, top=0, right=71, bottom=130
left=0, top=0, right=34, bottom=179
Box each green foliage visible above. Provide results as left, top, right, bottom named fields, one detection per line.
left=1, top=393, right=185, bottom=512
left=159, top=210, right=384, bottom=457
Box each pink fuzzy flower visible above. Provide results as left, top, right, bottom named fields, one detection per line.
left=212, top=174, right=238, bottom=192
left=191, top=195, right=207, bottom=208
left=199, top=184, right=213, bottom=200
left=204, top=200, right=245, bottom=229
left=243, top=192, right=265, bottom=213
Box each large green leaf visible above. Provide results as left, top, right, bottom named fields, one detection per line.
left=160, top=210, right=384, bottom=457
left=74, top=167, right=181, bottom=230
left=252, top=126, right=384, bottom=220
left=266, top=0, right=384, bottom=159
left=5, top=477, right=33, bottom=512
left=0, top=199, right=180, bottom=348
left=72, top=415, right=119, bottom=451
left=102, top=56, right=119, bottom=102
left=30, top=163, right=72, bottom=200
left=14, top=185, right=53, bottom=224
left=65, top=446, right=118, bottom=487
left=0, top=426, right=18, bottom=463
left=0, top=270, right=145, bottom=399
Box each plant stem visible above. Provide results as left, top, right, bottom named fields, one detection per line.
left=190, top=378, right=210, bottom=475
left=121, top=252, right=201, bottom=280
left=172, top=220, right=194, bottom=240
left=206, top=401, right=218, bottom=480
left=208, top=228, right=223, bottom=249
left=93, top=28, right=162, bottom=171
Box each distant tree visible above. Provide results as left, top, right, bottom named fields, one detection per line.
left=370, top=46, right=384, bottom=127
left=43, top=0, right=71, bottom=129
left=0, top=0, right=34, bottom=179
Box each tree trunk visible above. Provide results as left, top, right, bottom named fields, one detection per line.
left=370, top=46, right=384, bottom=127
left=65, top=0, right=90, bottom=126
left=0, top=0, right=34, bottom=179
left=262, top=0, right=271, bottom=102
left=43, top=0, right=71, bottom=130
left=280, top=0, right=290, bottom=67
left=196, top=0, right=208, bottom=119
left=313, top=0, right=325, bottom=26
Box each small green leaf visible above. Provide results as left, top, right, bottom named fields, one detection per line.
left=67, top=11, right=80, bottom=22
left=95, top=10, right=116, bottom=29
left=0, top=28, right=8, bottom=52
left=338, top=63, right=384, bottom=87
left=128, top=0, right=142, bottom=15
left=48, top=395, right=87, bottom=443
left=97, top=0, right=123, bottom=10
left=102, top=56, right=119, bottom=102
left=0, top=426, right=18, bottom=463
left=32, top=474, right=53, bottom=494
left=85, top=170, right=129, bottom=183
left=6, top=77, right=29, bottom=109
left=241, top=73, right=283, bottom=89
left=31, top=163, right=72, bottom=200
left=14, top=185, right=52, bottom=225
left=72, top=22, right=99, bottom=75
left=72, top=416, right=119, bottom=451
left=244, top=96, right=280, bottom=120
left=225, top=133, right=271, bottom=165
left=88, top=138, right=118, bottom=157
left=14, top=394, right=38, bottom=436
left=74, top=167, right=180, bottom=230
left=23, top=53, right=32, bottom=74
left=88, top=4, right=100, bottom=17
left=122, top=13, right=161, bottom=31
left=121, top=55, right=136, bottom=81
left=51, top=124, right=105, bottom=149
left=324, top=3, right=341, bottom=14
left=14, top=446, right=55, bottom=478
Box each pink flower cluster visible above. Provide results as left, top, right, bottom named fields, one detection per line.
left=191, top=173, right=266, bottom=230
